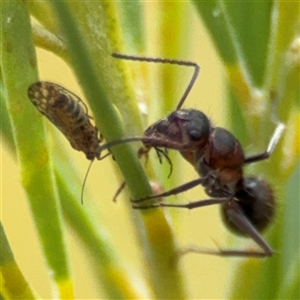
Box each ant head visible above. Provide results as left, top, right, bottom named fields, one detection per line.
left=143, top=109, right=211, bottom=152
left=221, top=176, right=275, bottom=235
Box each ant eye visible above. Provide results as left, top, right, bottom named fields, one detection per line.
left=189, top=130, right=201, bottom=141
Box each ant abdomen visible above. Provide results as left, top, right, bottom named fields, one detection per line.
left=221, top=176, right=275, bottom=236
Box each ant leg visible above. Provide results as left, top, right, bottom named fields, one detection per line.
left=131, top=178, right=207, bottom=203
left=112, top=181, right=126, bottom=202
left=244, top=120, right=285, bottom=164
left=133, top=196, right=227, bottom=209
left=214, top=201, right=273, bottom=257
left=176, top=244, right=273, bottom=258
left=135, top=196, right=273, bottom=257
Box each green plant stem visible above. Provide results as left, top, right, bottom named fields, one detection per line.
left=50, top=1, right=185, bottom=298
left=1, top=89, right=149, bottom=298
left=2, top=2, right=74, bottom=298
left=0, top=223, right=37, bottom=299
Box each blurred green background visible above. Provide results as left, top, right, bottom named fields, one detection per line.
left=1, top=1, right=299, bottom=299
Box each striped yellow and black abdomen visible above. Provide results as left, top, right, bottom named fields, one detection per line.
left=28, top=81, right=102, bottom=160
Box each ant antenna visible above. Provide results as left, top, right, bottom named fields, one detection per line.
left=81, top=159, right=95, bottom=204
left=112, top=53, right=200, bottom=109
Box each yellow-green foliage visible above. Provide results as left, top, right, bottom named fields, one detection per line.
left=1, top=1, right=299, bottom=299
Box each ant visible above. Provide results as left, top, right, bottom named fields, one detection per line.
left=98, top=53, right=285, bottom=257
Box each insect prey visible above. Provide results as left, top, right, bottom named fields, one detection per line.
left=28, top=81, right=102, bottom=161
left=28, top=81, right=109, bottom=204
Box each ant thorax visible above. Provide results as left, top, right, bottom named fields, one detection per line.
left=191, top=127, right=245, bottom=196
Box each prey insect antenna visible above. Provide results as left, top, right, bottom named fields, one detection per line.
left=112, top=53, right=200, bottom=109
left=80, top=152, right=110, bottom=204
left=81, top=159, right=95, bottom=205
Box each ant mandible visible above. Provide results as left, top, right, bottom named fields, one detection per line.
left=99, top=53, right=285, bottom=258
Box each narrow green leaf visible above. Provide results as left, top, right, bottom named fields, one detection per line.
left=0, top=82, right=15, bottom=149
left=192, top=1, right=238, bottom=64
left=50, top=1, right=151, bottom=202
left=1, top=70, right=147, bottom=299
left=116, top=1, right=145, bottom=52
left=276, top=257, right=300, bottom=300
left=223, top=2, right=273, bottom=87
left=265, top=2, right=300, bottom=124
left=191, top=1, right=299, bottom=299
left=0, top=223, right=37, bottom=299
left=50, top=1, right=185, bottom=298
left=192, top=1, right=253, bottom=113
left=1, top=2, right=74, bottom=298
left=54, top=163, right=148, bottom=299
left=27, top=1, right=60, bottom=36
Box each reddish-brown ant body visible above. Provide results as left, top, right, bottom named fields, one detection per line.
left=98, top=53, right=285, bottom=257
